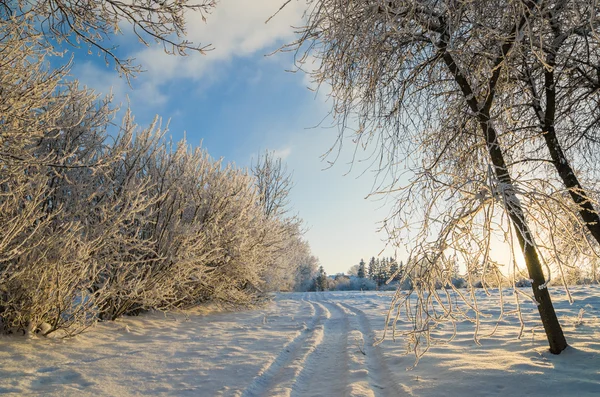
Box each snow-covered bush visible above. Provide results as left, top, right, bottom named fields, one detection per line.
left=1, top=101, right=315, bottom=333
left=0, top=12, right=319, bottom=336
left=329, top=275, right=351, bottom=291
left=0, top=24, right=111, bottom=335
left=515, top=279, right=532, bottom=288
left=448, top=277, right=467, bottom=289
left=328, top=276, right=377, bottom=291
left=293, top=254, right=319, bottom=292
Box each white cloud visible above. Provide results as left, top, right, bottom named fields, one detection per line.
left=72, top=61, right=168, bottom=107
left=272, top=146, right=292, bottom=160
left=72, top=62, right=128, bottom=104
left=128, top=0, right=305, bottom=99
left=70, top=1, right=397, bottom=275
left=71, top=0, right=306, bottom=108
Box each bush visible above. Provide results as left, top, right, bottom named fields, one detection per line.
left=515, top=279, right=532, bottom=288
left=450, top=277, right=467, bottom=289
left=329, top=277, right=377, bottom=291
left=0, top=93, right=313, bottom=335
left=351, top=278, right=378, bottom=291
left=0, top=9, right=317, bottom=337
left=380, top=281, right=400, bottom=291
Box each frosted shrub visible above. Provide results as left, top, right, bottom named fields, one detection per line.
left=0, top=22, right=109, bottom=334
left=329, top=276, right=351, bottom=291
left=352, top=278, right=377, bottom=291
left=0, top=14, right=317, bottom=335
left=515, top=279, right=532, bottom=288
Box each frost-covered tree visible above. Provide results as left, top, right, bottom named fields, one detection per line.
left=2, top=0, right=215, bottom=77
left=358, top=259, right=366, bottom=279
left=252, top=150, right=294, bottom=219
left=347, top=264, right=360, bottom=277
left=367, top=257, right=376, bottom=281
left=314, top=266, right=328, bottom=292
left=281, top=0, right=600, bottom=354
left=250, top=150, right=317, bottom=292
left=294, top=252, right=320, bottom=292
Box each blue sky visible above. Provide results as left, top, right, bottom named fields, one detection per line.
left=66, top=0, right=398, bottom=275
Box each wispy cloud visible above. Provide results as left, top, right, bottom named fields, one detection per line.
left=272, top=146, right=292, bottom=160
left=70, top=0, right=306, bottom=109
left=128, top=0, right=305, bottom=101
left=72, top=61, right=168, bottom=107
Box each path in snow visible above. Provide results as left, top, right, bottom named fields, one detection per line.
left=0, top=288, right=599, bottom=396
left=239, top=292, right=401, bottom=397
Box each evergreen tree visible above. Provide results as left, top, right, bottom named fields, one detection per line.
left=375, top=258, right=381, bottom=285
left=368, top=257, right=376, bottom=280
left=377, top=258, right=387, bottom=286
left=357, top=259, right=366, bottom=279
left=398, top=261, right=405, bottom=282
left=389, top=258, right=399, bottom=282
left=315, top=266, right=328, bottom=291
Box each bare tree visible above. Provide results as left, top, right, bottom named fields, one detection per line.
left=280, top=0, right=600, bottom=354
left=251, top=150, right=315, bottom=292
left=251, top=150, right=294, bottom=219
left=508, top=2, right=600, bottom=280
left=2, top=0, right=216, bottom=77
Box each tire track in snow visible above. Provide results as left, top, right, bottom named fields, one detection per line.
left=240, top=295, right=328, bottom=397
left=337, top=300, right=400, bottom=397
left=289, top=297, right=350, bottom=397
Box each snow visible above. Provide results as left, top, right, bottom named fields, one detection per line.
left=0, top=287, right=599, bottom=396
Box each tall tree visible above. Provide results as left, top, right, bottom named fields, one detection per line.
left=510, top=2, right=600, bottom=281
left=358, top=259, right=366, bottom=279
left=315, top=266, right=328, bottom=292
left=389, top=258, right=399, bottom=282
left=367, top=257, right=376, bottom=281
left=376, top=258, right=389, bottom=286
left=251, top=150, right=294, bottom=219
left=289, top=0, right=576, bottom=353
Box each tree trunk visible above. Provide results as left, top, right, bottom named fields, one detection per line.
left=482, top=119, right=568, bottom=354
left=440, top=49, right=568, bottom=354
left=540, top=44, right=600, bottom=282
left=542, top=126, right=600, bottom=280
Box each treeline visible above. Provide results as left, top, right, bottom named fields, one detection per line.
left=308, top=258, right=407, bottom=292
left=360, top=257, right=403, bottom=286
left=0, top=16, right=317, bottom=336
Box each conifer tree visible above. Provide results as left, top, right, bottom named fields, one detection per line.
left=368, top=257, right=376, bottom=281
left=357, top=259, right=366, bottom=279
left=315, top=266, right=328, bottom=292
left=389, top=258, right=399, bottom=282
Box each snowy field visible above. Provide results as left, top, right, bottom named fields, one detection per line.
left=0, top=287, right=599, bottom=396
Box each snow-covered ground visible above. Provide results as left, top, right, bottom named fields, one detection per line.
left=0, top=287, right=599, bottom=396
